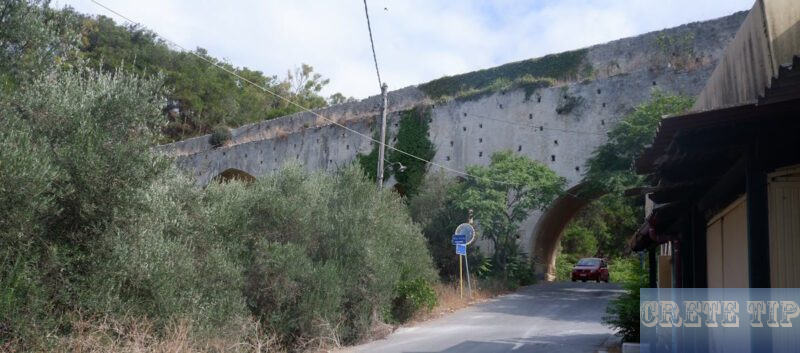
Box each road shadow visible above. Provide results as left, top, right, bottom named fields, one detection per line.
left=404, top=332, right=616, bottom=353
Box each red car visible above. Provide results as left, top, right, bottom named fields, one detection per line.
left=571, top=258, right=609, bottom=282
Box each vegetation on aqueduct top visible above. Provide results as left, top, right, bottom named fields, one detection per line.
left=418, top=49, right=591, bottom=101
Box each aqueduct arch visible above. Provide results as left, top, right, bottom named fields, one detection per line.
left=530, top=183, right=604, bottom=281
left=213, top=168, right=256, bottom=183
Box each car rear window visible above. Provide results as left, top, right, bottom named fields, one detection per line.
left=576, top=259, right=599, bottom=266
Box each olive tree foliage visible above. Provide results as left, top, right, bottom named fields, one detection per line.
left=206, top=165, right=437, bottom=345
left=0, top=0, right=82, bottom=92
left=451, top=151, right=565, bottom=276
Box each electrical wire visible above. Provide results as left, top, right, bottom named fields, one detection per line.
left=362, top=0, right=382, bottom=89
left=88, top=0, right=589, bottom=193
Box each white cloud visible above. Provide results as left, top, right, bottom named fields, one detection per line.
left=61, top=0, right=754, bottom=99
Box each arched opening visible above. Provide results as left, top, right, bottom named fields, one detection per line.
left=530, top=183, right=604, bottom=281
left=214, top=168, right=256, bottom=184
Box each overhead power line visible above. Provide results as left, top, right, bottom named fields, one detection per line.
left=88, top=0, right=590, bottom=193
left=362, top=0, right=383, bottom=89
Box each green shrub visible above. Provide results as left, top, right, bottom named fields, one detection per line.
left=602, top=257, right=647, bottom=342
left=419, top=49, right=588, bottom=100
left=609, top=256, right=640, bottom=283
left=555, top=252, right=580, bottom=281
left=218, top=165, right=437, bottom=344
left=390, top=278, right=437, bottom=323
left=209, top=126, right=232, bottom=147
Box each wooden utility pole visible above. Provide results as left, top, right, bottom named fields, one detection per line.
left=376, top=83, right=388, bottom=189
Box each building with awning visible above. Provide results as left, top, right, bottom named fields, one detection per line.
left=631, top=0, right=800, bottom=290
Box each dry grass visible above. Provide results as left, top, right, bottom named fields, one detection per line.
left=407, top=278, right=508, bottom=324
left=7, top=315, right=285, bottom=353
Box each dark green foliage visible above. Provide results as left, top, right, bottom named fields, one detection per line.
left=555, top=92, right=694, bottom=265
left=210, top=126, right=232, bottom=147
left=390, top=278, right=437, bottom=323
left=9, top=4, right=339, bottom=142
left=231, top=166, right=437, bottom=344
left=356, top=131, right=382, bottom=182
left=555, top=252, right=580, bottom=281
left=561, top=223, right=598, bottom=257
left=419, top=49, right=588, bottom=101
left=584, top=91, right=694, bottom=193
left=0, top=0, right=81, bottom=92
left=602, top=258, right=647, bottom=342
left=388, top=107, right=436, bottom=197
left=452, top=151, right=565, bottom=282
left=0, top=4, right=437, bottom=348
left=409, top=172, right=467, bottom=278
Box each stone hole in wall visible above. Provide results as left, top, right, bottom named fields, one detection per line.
left=260, top=161, right=263, bottom=165
left=222, top=152, right=226, bottom=156
left=499, top=104, right=503, bottom=109
left=575, top=166, right=580, bottom=172
left=518, top=145, right=522, bottom=152
left=429, top=118, right=432, bottom=123
left=601, top=120, right=605, bottom=125
left=551, top=155, right=556, bottom=162
left=294, top=144, right=297, bottom=149
left=245, top=154, right=248, bottom=158
left=296, top=154, right=299, bottom=159
left=316, top=139, right=319, bottom=143
left=329, top=159, right=332, bottom=164
left=539, top=126, right=544, bottom=131
left=446, top=156, right=451, bottom=161
left=652, top=81, right=657, bottom=86
left=274, top=158, right=277, bottom=162
left=346, top=144, right=349, bottom=150
left=463, top=127, right=467, bottom=131
left=463, top=112, right=467, bottom=117
left=554, top=140, right=558, bottom=145
left=273, top=146, right=276, bottom=151
left=537, top=97, right=541, bottom=103
left=597, top=89, right=601, bottom=94
left=479, top=138, right=483, bottom=143
left=479, top=124, right=483, bottom=128
left=529, top=113, right=533, bottom=120
left=450, top=141, right=454, bottom=147
left=392, top=137, right=397, bottom=142
left=602, top=103, right=606, bottom=108
left=394, top=123, right=399, bottom=127
left=479, top=151, right=483, bottom=157
left=205, top=154, right=208, bottom=159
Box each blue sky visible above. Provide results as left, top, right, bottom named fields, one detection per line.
left=60, top=0, right=754, bottom=99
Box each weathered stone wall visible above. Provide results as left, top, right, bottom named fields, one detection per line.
left=160, top=11, right=747, bottom=274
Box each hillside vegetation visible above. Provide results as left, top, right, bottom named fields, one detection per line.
left=0, top=1, right=353, bottom=142
left=1, top=2, right=435, bottom=351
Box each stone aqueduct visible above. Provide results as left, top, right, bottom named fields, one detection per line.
left=161, top=12, right=745, bottom=279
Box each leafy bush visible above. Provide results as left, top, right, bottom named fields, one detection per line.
left=609, top=256, right=640, bottom=283
left=390, top=278, right=437, bottom=323
left=388, top=107, right=435, bottom=197
left=555, top=252, right=580, bottom=281
left=419, top=49, right=588, bottom=100
left=209, top=125, right=232, bottom=147
left=219, top=165, right=438, bottom=344
left=603, top=259, right=647, bottom=342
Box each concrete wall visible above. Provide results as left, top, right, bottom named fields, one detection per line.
left=160, top=11, right=746, bottom=276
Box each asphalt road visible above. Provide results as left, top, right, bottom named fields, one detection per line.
left=345, top=281, right=624, bottom=353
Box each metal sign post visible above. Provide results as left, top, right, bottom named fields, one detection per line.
left=453, top=223, right=476, bottom=300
